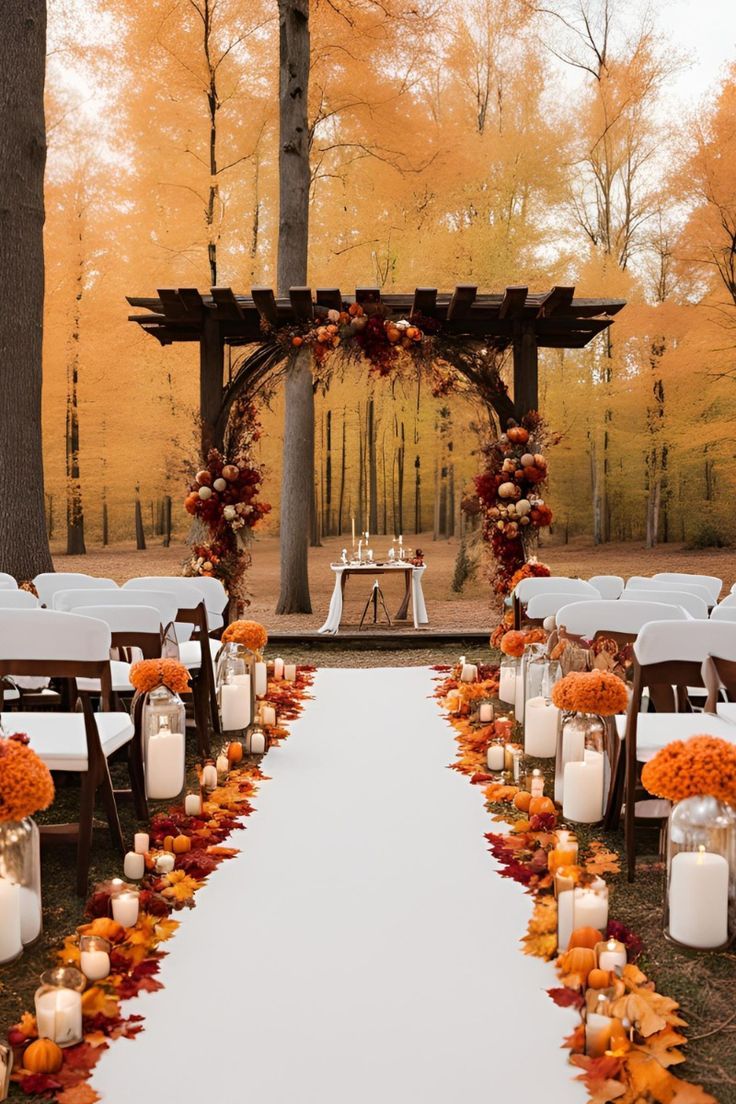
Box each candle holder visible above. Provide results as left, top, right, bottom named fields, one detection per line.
left=486, top=738, right=506, bottom=773
left=201, top=758, right=218, bottom=793
left=110, top=882, right=140, bottom=928
left=476, top=699, right=495, bottom=725
left=526, top=768, right=545, bottom=797
left=138, top=686, right=186, bottom=801
left=245, top=727, right=268, bottom=755
left=34, top=967, right=85, bottom=1047
left=494, top=711, right=514, bottom=739
left=498, top=656, right=520, bottom=708
left=572, top=877, right=609, bottom=934
left=595, top=937, right=627, bottom=974
left=216, top=643, right=256, bottom=733
left=0, top=816, right=42, bottom=952
left=79, top=934, right=111, bottom=981
left=554, top=712, right=609, bottom=823
left=664, top=795, right=735, bottom=950
left=554, top=866, right=577, bottom=951
left=548, top=829, right=579, bottom=875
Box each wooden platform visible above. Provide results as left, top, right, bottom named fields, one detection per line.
left=268, top=630, right=489, bottom=650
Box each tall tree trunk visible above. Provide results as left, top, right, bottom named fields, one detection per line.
left=368, top=397, right=378, bottom=535
left=276, top=0, right=312, bottom=612
left=102, top=494, right=109, bottom=546
left=324, top=407, right=332, bottom=535
left=337, top=408, right=346, bottom=535
left=276, top=347, right=313, bottom=613
left=396, top=420, right=405, bottom=535
left=203, top=0, right=219, bottom=285
left=414, top=455, right=421, bottom=534
left=65, top=224, right=86, bottom=555
left=381, top=428, right=388, bottom=535
left=163, top=495, right=172, bottom=547
left=134, top=487, right=146, bottom=551
left=0, top=2, right=53, bottom=580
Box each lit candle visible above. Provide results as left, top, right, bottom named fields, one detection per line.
left=284, top=664, right=297, bottom=681
left=220, top=680, right=251, bottom=730
left=460, top=663, right=478, bottom=683
left=134, top=832, right=149, bottom=855
left=498, top=664, right=517, bottom=705
left=554, top=718, right=587, bottom=803
left=146, top=717, right=185, bottom=800
left=216, top=751, right=230, bottom=778
left=80, top=935, right=111, bottom=981
left=247, top=728, right=267, bottom=755
left=201, top=760, right=218, bottom=791
left=261, top=704, right=277, bottom=727
left=530, top=769, right=544, bottom=797
left=511, top=747, right=522, bottom=783
left=123, top=851, right=145, bottom=880
left=479, top=702, right=494, bottom=724
left=597, top=938, right=627, bottom=973
left=573, top=879, right=609, bottom=932
left=504, top=743, right=522, bottom=771
left=155, top=852, right=175, bottom=874
left=563, top=750, right=605, bottom=823
left=487, top=741, right=505, bottom=771
left=254, top=661, right=268, bottom=698
left=585, top=995, right=614, bottom=1058
left=273, top=657, right=285, bottom=680
left=548, top=829, right=578, bottom=875
left=184, top=792, right=202, bottom=817
left=555, top=870, right=575, bottom=953
left=19, top=887, right=41, bottom=945
left=523, top=697, right=560, bottom=758
left=34, top=987, right=82, bottom=1047
left=0, top=877, right=22, bottom=964
left=111, top=889, right=140, bottom=928
left=669, top=846, right=729, bottom=949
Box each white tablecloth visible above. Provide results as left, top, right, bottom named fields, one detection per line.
left=318, top=563, right=428, bottom=634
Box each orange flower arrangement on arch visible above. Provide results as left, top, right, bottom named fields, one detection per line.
left=499, top=627, right=547, bottom=657
left=221, top=619, right=268, bottom=656
left=642, top=735, right=736, bottom=806
left=129, top=659, right=191, bottom=696
left=0, top=733, right=55, bottom=822
left=551, top=670, right=628, bottom=716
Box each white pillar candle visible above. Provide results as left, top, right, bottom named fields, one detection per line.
left=524, top=697, right=560, bottom=758
left=220, top=681, right=251, bottom=730
left=284, top=664, right=297, bottom=681
left=201, top=761, right=218, bottom=790
left=511, top=748, right=522, bottom=782
left=216, top=752, right=229, bottom=777
left=514, top=670, right=525, bottom=723
left=184, top=792, right=202, bottom=816
left=530, top=769, right=544, bottom=797
left=111, top=891, right=140, bottom=928
left=669, top=847, right=729, bottom=949
left=255, top=661, right=268, bottom=698
left=557, top=888, right=574, bottom=953
left=134, top=832, right=149, bottom=855
left=34, top=988, right=82, bottom=1047
left=19, top=886, right=41, bottom=945
left=261, top=704, right=277, bottom=727
left=597, top=938, right=627, bottom=973
left=479, top=702, right=494, bottom=724
left=563, top=750, right=605, bottom=823
left=586, top=1000, right=614, bottom=1058
left=460, top=663, right=477, bottom=683
left=554, top=719, right=587, bottom=803
left=80, top=939, right=111, bottom=981
left=248, top=729, right=267, bottom=755
left=498, top=665, right=517, bottom=705
left=573, top=880, right=609, bottom=932
left=273, top=657, right=285, bottom=680
left=155, top=852, right=176, bottom=874
left=123, top=851, right=145, bottom=880
left=487, top=743, right=505, bottom=771
left=0, top=878, right=22, bottom=964
left=146, top=727, right=185, bottom=800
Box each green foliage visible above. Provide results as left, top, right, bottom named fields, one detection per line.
left=451, top=537, right=476, bottom=592
left=686, top=523, right=732, bottom=550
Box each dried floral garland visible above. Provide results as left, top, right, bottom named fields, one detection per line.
left=432, top=665, right=716, bottom=1104
left=6, top=667, right=314, bottom=1102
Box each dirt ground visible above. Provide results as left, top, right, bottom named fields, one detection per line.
left=51, top=531, right=736, bottom=633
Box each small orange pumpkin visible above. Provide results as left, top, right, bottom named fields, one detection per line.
left=84, top=917, right=125, bottom=943
left=587, top=968, right=612, bottom=990
left=24, top=1038, right=63, bottom=1074
left=173, top=834, right=191, bottom=854
left=163, top=835, right=175, bottom=853
left=568, top=926, right=604, bottom=951
left=559, top=946, right=596, bottom=986
left=529, top=795, right=555, bottom=817
left=507, top=426, right=529, bottom=445
left=227, top=741, right=244, bottom=765
left=512, top=791, right=532, bottom=812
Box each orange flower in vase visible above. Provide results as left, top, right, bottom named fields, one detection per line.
left=129, top=659, right=191, bottom=696
left=551, top=670, right=628, bottom=716
left=221, top=620, right=268, bottom=657
left=500, top=628, right=547, bottom=658
left=0, top=734, right=55, bottom=822
left=641, top=736, right=736, bottom=806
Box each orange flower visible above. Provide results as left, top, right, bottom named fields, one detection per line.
left=220, top=620, right=268, bottom=655
left=551, top=670, right=628, bottom=716
left=0, top=734, right=55, bottom=822
left=129, top=659, right=191, bottom=696
left=500, top=628, right=547, bottom=657
left=641, top=736, right=736, bottom=805
left=509, top=561, right=551, bottom=591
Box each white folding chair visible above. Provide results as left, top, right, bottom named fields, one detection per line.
left=0, top=572, right=18, bottom=589
left=556, top=598, right=688, bottom=640
left=653, top=571, right=723, bottom=604
left=620, top=588, right=708, bottom=620
left=588, top=575, right=625, bottom=600
left=625, top=577, right=712, bottom=606
left=0, top=590, right=39, bottom=608
left=34, top=573, right=118, bottom=608
left=618, top=620, right=736, bottom=879
left=715, top=594, right=736, bottom=610
left=0, top=609, right=138, bottom=894
left=525, top=592, right=598, bottom=623
left=53, top=587, right=177, bottom=627
left=123, top=575, right=228, bottom=634
left=711, top=604, right=736, bottom=623
left=70, top=605, right=167, bottom=695
left=513, top=577, right=599, bottom=627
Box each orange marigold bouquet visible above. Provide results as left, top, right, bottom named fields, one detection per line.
left=509, top=561, right=551, bottom=591
left=551, top=670, right=628, bottom=715
left=500, top=628, right=547, bottom=658
left=0, top=734, right=55, bottom=822
left=129, top=659, right=191, bottom=696
left=220, top=619, right=268, bottom=656
left=642, top=736, right=736, bottom=806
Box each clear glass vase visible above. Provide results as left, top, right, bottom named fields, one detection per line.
left=554, top=712, right=608, bottom=823
left=141, top=686, right=186, bottom=800
left=522, top=648, right=561, bottom=758
left=0, top=817, right=42, bottom=957
left=34, top=967, right=85, bottom=1047
left=664, top=795, right=735, bottom=950
left=498, top=655, right=519, bottom=708
left=216, top=643, right=255, bottom=733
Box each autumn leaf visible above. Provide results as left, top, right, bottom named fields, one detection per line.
left=82, top=987, right=120, bottom=1020
left=56, top=1082, right=101, bottom=1104
left=548, top=986, right=584, bottom=1009
left=585, top=840, right=621, bottom=876
left=522, top=930, right=557, bottom=959
left=161, top=870, right=202, bottom=903
left=642, top=1027, right=688, bottom=1068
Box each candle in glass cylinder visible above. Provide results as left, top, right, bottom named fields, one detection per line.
left=548, top=829, right=579, bottom=875
left=555, top=868, right=576, bottom=952
left=261, top=704, right=277, bottom=727
left=585, top=995, right=614, bottom=1058
left=111, top=888, right=140, bottom=928
left=573, top=879, right=608, bottom=932
left=460, top=663, right=478, bottom=683
left=0, top=878, right=22, bottom=964
left=554, top=719, right=587, bottom=803
left=184, top=792, right=202, bottom=816
left=563, top=750, right=605, bottom=824
left=669, top=846, right=729, bottom=949
left=273, top=657, right=285, bottom=680
left=247, top=728, right=267, bottom=755
left=0, top=1041, right=12, bottom=1102
left=146, top=717, right=185, bottom=800
left=34, top=987, right=82, bottom=1048
left=498, top=664, right=517, bottom=705
left=479, top=702, right=494, bottom=724
left=220, top=681, right=251, bottom=731
left=597, top=938, right=627, bottom=973
left=523, top=697, right=560, bottom=758
left=530, top=769, right=544, bottom=797
left=123, top=851, right=145, bottom=880
left=216, top=751, right=229, bottom=778
left=134, top=833, right=149, bottom=855
left=201, top=760, right=218, bottom=791
left=487, top=741, right=505, bottom=771
left=284, top=664, right=297, bottom=682
left=80, top=935, right=111, bottom=981
left=254, top=661, right=268, bottom=698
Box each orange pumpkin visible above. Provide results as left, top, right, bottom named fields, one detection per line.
left=529, top=795, right=555, bottom=817
left=587, top=968, right=612, bottom=990
left=559, top=946, right=596, bottom=985
left=512, top=791, right=532, bottom=812
left=84, top=917, right=125, bottom=944
left=227, top=741, right=244, bottom=765
left=173, top=834, right=191, bottom=854
left=24, top=1038, right=63, bottom=1074
left=568, top=926, right=604, bottom=950
left=163, top=835, right=175, bottom=853
left=291, top=335, right=303, bottom=347
left=507, top=426, right=529, bottom=444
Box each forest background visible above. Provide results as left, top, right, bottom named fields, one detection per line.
left=43, top=0, right=736, bottom=560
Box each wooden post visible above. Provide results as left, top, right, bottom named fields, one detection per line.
left=512, top=322, right=539, bottom=417
left=200, top=313, right=224, bottom=456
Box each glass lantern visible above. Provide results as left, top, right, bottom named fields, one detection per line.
left=141, top=686, right=186, bottom=801
left=498, top=656, right=519, bottom=708
left=0, top=817, right=42, bottom=953
left=554, top=713, right=609, bottom=824
left=34, top=967, right=85, bottom=1047
left=664, top=795, right=736, bottom=950
left=216, top=643, right=255, bottom=733
left=522, top=649, right=561, bottom=759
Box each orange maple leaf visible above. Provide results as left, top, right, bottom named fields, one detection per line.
left=57, top=1084, right=101, bottom=1104
left=161, top=871, right=202, bottom=902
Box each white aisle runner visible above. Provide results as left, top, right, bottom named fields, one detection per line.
left=93, top=668, right=584, bottom=1103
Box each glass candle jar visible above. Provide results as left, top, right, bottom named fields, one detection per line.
left=664, top=795, right=735, bottom=950
left=0, top=1041, right=12, bottom=1101
left=572, top=877, right=609, bottom=933
left=0, top=816, right=42, bottom=952
left=216, top=643, right=255, bottom=732
left=548, top=829, right=579, bottom=875
left=554, top=866, right=577, bottom=952
left=34, top=967, right=85, bottom=1047
left=477, top=699, right=495, bottom=725
left=110, top=881, right=140, bottom=928
left=498, top=656, right=519, bottom=708
left=486, top=738, right=506, bottom=772
left=555, top=713, right=608, bottom=824
left=79, top=934, right=111, bottom=981
left=141, top=686, right=186, bottom=800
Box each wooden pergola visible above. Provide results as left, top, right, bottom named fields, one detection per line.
left=127, top=284, right=625, bottom=452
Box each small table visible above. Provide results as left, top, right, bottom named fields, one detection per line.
left=318, top=563, right=428, bottom=634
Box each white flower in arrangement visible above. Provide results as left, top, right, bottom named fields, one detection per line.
left=223, top=505, right=237, bottom=520
left=327, top=309, right=340, bottom=323
left=395, top=319, right=410, bottom=329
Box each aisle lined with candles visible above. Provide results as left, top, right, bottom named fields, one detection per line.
left=92, top=667, right=582, bottom=1103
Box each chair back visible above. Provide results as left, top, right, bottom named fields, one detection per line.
left=653, top=571, right=722, bottom=603
left=632, top=619, right=736, bottom=700
left=620, top=588, right=708, bottom=620
left=556, top=599, right=687, bottom=642
left=515, top=576, right=599, bottom=602
left=34, top=573, right=118, bottom=608
left=77, top=605, right=164, bottom=660
left=123, top=575, right=225, bottom=630
left=526, top=592, right=598, bottom=621
left=710, top=604, right=736, bottom=623
left=0, top=590, right=40, bottom=609
left=0, top=609, right=113, bottom=704
left=54, top=587, right=177, bottom=626
left=588, top=575, right=625, bottom=600
left=625, top=576, right=712, bottom=605
left=715, top=594, right=736, bottom=609
left=0, top=572, right=18, bottom=589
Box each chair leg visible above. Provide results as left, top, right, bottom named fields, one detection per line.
left=99, top=760, right=125, bottom=856
left=76, top=771, right=97, bottom=897
left=603, top=742, right=625, bottom=830
left=625, top=754, right=637, bottom=882
left=128, top=736, right=149, bottom=822
left=192, top=672, right=211, bottom=758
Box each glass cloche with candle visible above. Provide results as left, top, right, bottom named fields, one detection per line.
left=140, top=686, right=186, bottom=800
left=663, top=796, right=735, bottom=950
left=216, top=642, right=255, bottom=733
left=521, top=644, right=561, bottom=758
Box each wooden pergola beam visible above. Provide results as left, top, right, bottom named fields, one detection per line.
left=446, top=285, right=477, bottom=321
left=289, top=286, right=314, bottom=320
left=499, top=286, right=528, bottom=319
left=251, top=287, right=279, bottom=326
left=316, top=288, right=343, bottom=312
left=412, top=287, right=438, bottom=316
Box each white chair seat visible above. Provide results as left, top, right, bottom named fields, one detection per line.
left=615, top=712, right=736, bottom=760
left=716, top=703, right=736, bottom=724
left=179, top=638, right=222, bottom=670
left=1, top=711, right=134, bottom=772
left=77, top=660, right=133, bottom=694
